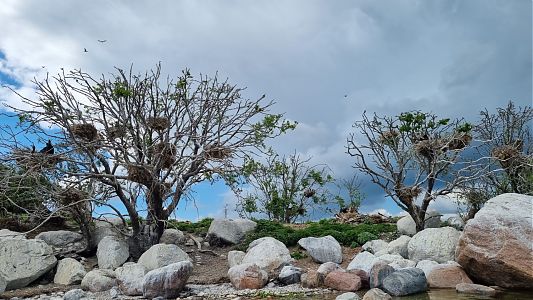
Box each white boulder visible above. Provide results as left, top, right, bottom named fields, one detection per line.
left=397, top=210, right=441, bottom=236
left=206, top=218, right=257, bottom=245
left=241, top=237, right=293, bottom=273
left=54, top=258, right=86, bottom=285
left=97, top=236, right=129, bottom=270
left=408, top=226, right=461, bottom=263
left=142, top=261, right=193, bottom=298
left=138, top=243, right=190, bottom=272
left=115, top=262, right=147, bottom=296
left=297, top=235, right=342, bottom=264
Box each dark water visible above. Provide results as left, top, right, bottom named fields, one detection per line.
left=274, top=289, right=533, bottom=300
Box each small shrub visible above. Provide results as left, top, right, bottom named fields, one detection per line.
left=167, top=218, right=213, bottom=236
left=290, top=250, right=307, bottom=260
left=356, top=231, right=378, bottom=245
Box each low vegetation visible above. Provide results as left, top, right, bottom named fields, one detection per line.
left=237, top=219, right=396, bottom=250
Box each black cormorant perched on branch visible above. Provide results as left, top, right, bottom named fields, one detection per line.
left=39, top=140, right=54, bottom=155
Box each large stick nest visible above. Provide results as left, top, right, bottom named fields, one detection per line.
left=150, top=142, right=177, bottom=169
left=396, top=186, right=422, bottom=203
left=13, top=150, right=62, bottom=170
left=107, top=125, right=126, bottom=139
left=204, top=143, right=232, bottom=160
left=414, top=139, right=444, bottom=159
left=303, top=189, right=316, bottom=198
left=146, top=117, right=170, bottom=131
left=446, top=133, right=472, bottom=151
left=379, top=130, right=400, bottom=146
left=492, top=144, right=523, bottom=168
left=127, top=165, right=152, bottom=186
left=71, top=123, right=98, bottom=141
left=58, top=187, right=87, bottom=205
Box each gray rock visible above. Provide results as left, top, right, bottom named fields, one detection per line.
left=362, top=240, right=388, bottom=254
left=241, top=237, right=293, bottom=273
left=363, top=288, right=392, bottom=300
left=0, top=238, right=57, bottom=290
left=53, top=258, right=86, bottom=285
left=381, top=268, right=427, bottom=296
left=336, top=292, right=361, bottom=300
left=347, top=251, right=379, bottom=274
left=227, top=250, right=246, bottom=268
left=377, top=254, right=416, bottom=270
left=35, top=230, right=87, bottom=256
left=142, top=261, right=193, bottom=298
left=81, top=269, right=117, bottom=292
left=297, top=235, right=342, bottom=264
left=0, top=229, right=25, bottom=239
left=138, top=244, right=190, bottom=272
left=385, top=235, right=411, bottom=258
left=369, top=261, right=395, bottom=289
left=97, top=236, right=129, bottom=270
left=159, top=228, right=186, bottom=245
left=93, top=219, right=124, bottom=247
left=397, top=210, right=440, bottom=236
left=63, top=288, right=87, bottom=300
left=442, top=214, right=465, bottom=229
left=408, top=227, right=461, bottom=263
left=456, top=283, right=497, bottom=296
left=415, top=260, right=440, bottom=276
left=278, top=265, right=302, bottom=285
left=115, top=262, right=146, bottom=296
left=206, top=218, right=257, bottom=245
left=228, top=263, right=268, bottom=289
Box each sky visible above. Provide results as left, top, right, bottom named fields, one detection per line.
left=0, top=0, right=531, bottom=221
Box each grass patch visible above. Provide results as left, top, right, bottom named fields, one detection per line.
left=238, top=219, right=396, bottom=250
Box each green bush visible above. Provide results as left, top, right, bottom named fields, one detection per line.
left=167, top=218, right=213, bottom=236
left=290, top=250, right=308, bottom=260
left=237, top=219, right=396, bottom=250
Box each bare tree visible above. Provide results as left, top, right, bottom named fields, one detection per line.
left=231, top=150, right=333, bottom=223
left=460, top=101, right=533, bottom=219
left=1, top=64, right=295, bottom=256
left=347, top=111, right=488, bottom=232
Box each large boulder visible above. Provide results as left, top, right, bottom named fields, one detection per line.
left=377, top=254, right=416, bottom=270
left=142, top=261, right=193, bottom=298
left=414, top=260, right=440, bottom=277
left=92, top=219, right=124, bottom=247
left=301, top=270, right=320, bottom=288
left=241, top=237, right=293, bottom=273
left=325, top=271, right=362, bottom=292
left=297, top=235, right=342, bottom=264
left=206, top=218, right=257, bottom=245
left=81, top=269, right=117, bottom=292
left=0, top=275, right=6, bottom=294
left=0, top=238, right=57, bottom=290
left=347, top=251, right=380, bottom=274
left=426, top=265, right=472, bottom=288
left=362, top=240, right=388, bottom=254
left=159, top=228, right=186, bottom=245
left=35, top=230, right=87, bottom=256
left=97, top=236, right=129, bottom=270
left=317, top=262, right=342, bottom=283
left=228, top=263, right=268, bottom=290
left=407, top=227, right=460, bottom=263
left=227, top=250, right=246, bottom=268
left=278, top=265, right=302, bottom=285
left=54, top=258, right=86, bottom=285
left=397, top=210, right=440, bottom=236
left=455, top=193, right=533, bottom=289
left=369, top=261, right=395, bottom=289
left=381, top=268, right=427, bottom=296
left=138, top=244, right=191, bottom=272
left=385, top=235, right=410, bottom=258
left=115, top=262, right=147, bottom=296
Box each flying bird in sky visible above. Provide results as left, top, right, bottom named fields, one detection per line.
left=84, top=48, right=88, bottom=52
left=97, top=39, right=107, bottom=43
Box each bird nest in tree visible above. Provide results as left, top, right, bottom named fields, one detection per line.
left=492, top=145, right=522, bottom=168
left=107, top=125, right=126, bottom=139
left=396, top=186, right=422, bottom=203
left=147, top=117, right=170, bottom=131
left=204, top=143, right=232, bottom=160
left=303, top=189, right=316, bottom=198
left=379, top=130, right=400, bottom=146
left=446, top=133, right=472, bottom=151
left=13, top=149, right=61, bottom=170
left=71, top=123, right=98, bottom=141
left=58, top=187, right=87, bottom=205
left=414, top=139, right=444, bottom=158
left=150, top=143, right=177, bottom=169
left=127, top=165, right=152, bottom=186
